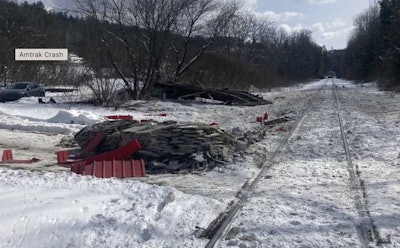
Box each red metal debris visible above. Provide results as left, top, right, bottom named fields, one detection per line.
left=82, top=160, right=146, bottom=178
left=256, top=112, right=269, bottom=123
left=73, top=133, right=105, bottom=159
left=83, top=139, right=141, bottom=165
left=1, top=150, right=40, bottom=164
left=57, top=137, right=140, bottom=163
left=57, top=139, right=142, bottom=178
left=2, top=150, right=12, bottom=161
left=70, top=161, right=87, bottom=174
left=209, top=122, right=219, bottom=126
left=56, top=150, right=69, bottom=164
left=107, top=115, right=133, bottom=120
left=145, top=113, right=167, bottom=117
left=56, top=133, right=106, bottom=164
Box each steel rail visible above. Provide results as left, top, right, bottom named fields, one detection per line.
left=333, top=83, right=383, bottom=247
left=205, top=79, right=329, bottom=248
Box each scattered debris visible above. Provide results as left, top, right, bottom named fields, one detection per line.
left=72, top=160, right=146, bottom=178
left=57, top=138, right=144, bottom=178
left=107, top=115, right=133, bottom=120
left=57, top=135, right=78, bottom=147
left=72, top=120, right=238, bottom=173
left=38, top=97, right=57, bottom=104
left=264, top=116, right=291, bottom=127
left=1, top=149, right=40, bottom=164
left=152, top=82, right=272, bottom=106
left=44, top=87, right=77, bottom=93
left=72, top=133, right=105, bottom=159
left=57, top=138, right=141, bottom=165
left=256, top=112, right=269, bottom=123
left=58, top=110, right=274, bottom=174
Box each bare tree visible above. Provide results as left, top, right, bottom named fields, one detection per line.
left=226, top=12, right=258, bottom=58
left=170, top=0, right=238, bottom=81
left=225, top=12, right=276, bottom=63
left=75, top=0, right=237, bottom=99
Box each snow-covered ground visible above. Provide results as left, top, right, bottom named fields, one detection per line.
left=220, top=82, right=361, bottom=247
left=0, top=79, right=399, bottom=247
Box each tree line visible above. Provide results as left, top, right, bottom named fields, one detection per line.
left=340, top=0, right=400, bottom=90
left=0, top=0, right=90, bottom=87
left=0, top=0, right=332, bottom=102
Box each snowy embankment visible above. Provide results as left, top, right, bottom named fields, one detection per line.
left=0, top=169, right=224, bottom=248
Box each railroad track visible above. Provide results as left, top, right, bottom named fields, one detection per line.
left=204, top=79, right=330, bottom=248
left=333, top=84, right=386, bottom=247
left=205, top=79, right=389, bottom=248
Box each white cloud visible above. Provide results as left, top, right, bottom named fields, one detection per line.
left=303, top=0, right=336, bottom=4
left=279, top=23, right=305, bottom=34
left=326, top=18, right=347, bottom=29
left=312, top=18, right=353, bottom=41
left=262, top=11, right=305, bottom=22
left=321, top=26, right=354, bottom=40
left=237, top=0, right=350, bottom=48
left=312, top=23, right=325, bottom=32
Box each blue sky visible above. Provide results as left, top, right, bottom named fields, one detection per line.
left=242, top=0, right=373, bottom=49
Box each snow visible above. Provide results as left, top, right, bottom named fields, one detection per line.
left=46, top=110, right=100, bottom=125
left=0, top=78, right=399, bottom=247
left=338, top=87, right=400, bottom=246
left=0, top=169, right=223, bottom=248
left=220, top=87, right=361, bottom=247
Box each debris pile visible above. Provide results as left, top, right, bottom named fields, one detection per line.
left=152, top=82, right=272, bottom=106
left=264, top=116, right=292, bottom=127
left=74, top=120, right=237, bottom=173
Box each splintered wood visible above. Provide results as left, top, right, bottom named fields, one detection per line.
left=74, top=120, right=237, bottom=173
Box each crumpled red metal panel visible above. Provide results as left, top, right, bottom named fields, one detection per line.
left=83, top=159, right=146, bottom=178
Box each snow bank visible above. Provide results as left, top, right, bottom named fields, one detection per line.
left=46, top=110, right=100, bottom=125
left=0, top=111, right=80, bottom=134
left=0, top=168, right=223, bottom=248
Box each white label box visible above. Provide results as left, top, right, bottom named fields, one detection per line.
left=15, top=48, right=68, bottom=61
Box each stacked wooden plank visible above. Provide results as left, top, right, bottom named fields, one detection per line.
left=74, top=120, right=237, bottom=172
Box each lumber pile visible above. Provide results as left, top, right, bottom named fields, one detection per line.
left=74, top=120, right=237, bottom=173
